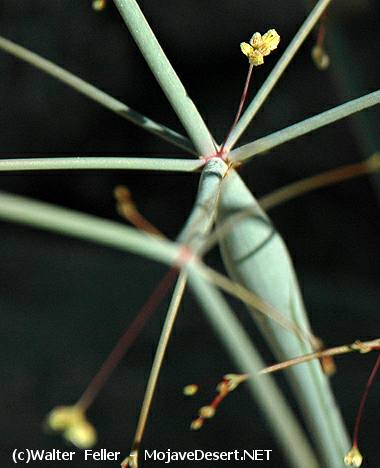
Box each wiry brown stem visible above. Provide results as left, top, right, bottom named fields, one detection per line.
left=352, top=355, right=380, bottom=448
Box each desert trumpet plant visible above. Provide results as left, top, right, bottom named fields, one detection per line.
left=0, top=1, right=379, bottom=467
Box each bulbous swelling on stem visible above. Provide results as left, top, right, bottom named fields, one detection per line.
left=217, top=169, right=350, bottom=468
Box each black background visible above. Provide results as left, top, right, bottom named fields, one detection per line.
left=0, top=1, right=379, bottom=467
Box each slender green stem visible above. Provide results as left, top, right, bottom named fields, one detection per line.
left=0, top=174, right=319, bottom=468
left=323, top=19, right=380, bottom=203
left=113, top=0, right=216, bottom=156
left=0, top=35, right=195, bottom=154
left=178, top=158, right=228, bottom=248
left=224, top=0, right=332, bottom=151
left=0, top=157, right=202, bottom=173
left=130, top=272, right=187, bottom=457
left=0, top=190, right=180, bottom=267
left=230, top=90, right=380, bottom=163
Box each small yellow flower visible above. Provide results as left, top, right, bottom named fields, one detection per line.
left=45, top=406, right=83, bottom=432
left=344, top=446, right=363, bottom=467
left=183, top=384, right=199, bottom=396
left=45, top=405, right=97, bottom=449
left=240, top=29, right=280, bottom=66
left=222, top=373, right=249, bottom=391
left=92, top=0, right=107, bottom=11
left=64, top=420, right=97, bottom=449
left=190, top=418, right=203, bottom=430
left=311, top=45, right=330, bottom=70
left=199, top=405, right=215, bottom=419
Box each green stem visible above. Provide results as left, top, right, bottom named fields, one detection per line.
left=0, top=190, right=180, bottom=266
left=0, top=157, right=202, bottom=173
left=224, top=0, right=332, bottom=151
left=130, top=272, right=187, bottom=457
left=230, top=90, right=380, bottom=163
left=0, top=35, right=195, bottom=154
left=113, top=0, right=216, bottom=156
left=187, top=268, right=319, bottom=468
left=0, top=160, right=319, bottom=467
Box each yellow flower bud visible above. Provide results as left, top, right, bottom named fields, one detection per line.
left=199, top=405, right=215, bottom=419
left=190, top=418, right=203, bottom=431
left=183, top=384, right=199, bottom=396
left=344, top=446, right=363, bottom=467
left=64, top=420, right=97, bottom=449
left=45, top=406, right=83, bottom=432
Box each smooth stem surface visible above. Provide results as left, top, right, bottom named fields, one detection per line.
left=178, top=158, right=228, bottom=247
left=224, top=0, right=332, bottom=151
left=187, top=268, right=319, bottom=468
left=113, top=0, right=216, bottom=156
left=204, top=154, right=380, bottom=247
left=0, top=160, right=317, bottom=467
left=131, top=272, right=187, bottom=455
left=198, top=264, right=319, bottom=349
left=0, top=157, right=202, bottom=173
left=0, top=35, right=194, bottom=154
left=0, top=190, right=181, bottom=267
left=216, top=170, right=350, bottom=466
left=230, top=90, right=380, bottom=163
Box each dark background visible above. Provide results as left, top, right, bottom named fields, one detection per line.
left=0, top=1, right=379, bottom=467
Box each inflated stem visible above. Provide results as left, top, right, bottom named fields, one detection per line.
left=187, top=269, right=319, bottom=468
left=0, top=161, right=319, bottom=467
left=225, top=0, right=332, bottom=150
left=113, top=0, right=215, bottom=156
left=127, top=159, right=229, bottom=461
left=0, top=35, right=194, bottom=154
left=217, top=170, right=350, bottom=467
left=230, top=90, right=380, bottom=163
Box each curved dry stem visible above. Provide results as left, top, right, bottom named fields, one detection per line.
left=230, top=90, right=380, bottom=163
left=260, top=153, right=380, bottom=210
left=258, top=338, right=380, bottom=376
left=0, top=35, right=195, bottom=154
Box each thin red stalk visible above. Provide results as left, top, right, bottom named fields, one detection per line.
left=76, top=266, right=179, bottom=411
left=219, top=64, right=253, bottom=155
left=316, top=22, right=326, bottom=48
left=352, top=354, right=380, bottom=447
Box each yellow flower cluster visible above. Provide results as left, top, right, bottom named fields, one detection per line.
left=240, top=29, right=280, bottom=66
